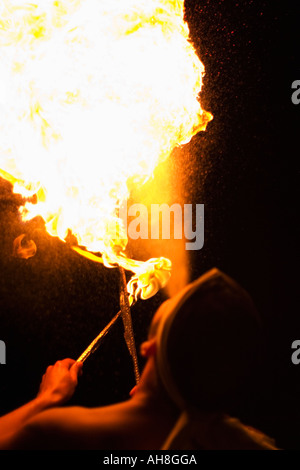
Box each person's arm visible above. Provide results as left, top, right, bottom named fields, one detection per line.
left=1, top=402, right=130, bottom=450
left=0, top=358, right=82, bottom=446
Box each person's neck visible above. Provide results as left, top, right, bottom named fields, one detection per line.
left=131, top=356, right=179, bottom=419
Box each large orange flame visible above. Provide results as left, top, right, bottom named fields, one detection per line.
left=0, top=0, right=212, bottom=298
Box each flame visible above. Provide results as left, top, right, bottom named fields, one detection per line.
left=13, top=233, right=37, bottom=259
left=0, top=0, right=212, bottom=298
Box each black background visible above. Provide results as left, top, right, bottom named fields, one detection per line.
left=0, top=0, right=299, bottom=450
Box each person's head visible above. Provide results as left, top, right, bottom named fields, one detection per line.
left=140, top=268, right=262, bottom=415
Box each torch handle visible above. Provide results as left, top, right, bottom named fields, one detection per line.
left=77, top=309, right=122, bottom=363
left=119, top=267, right=140, bottom=384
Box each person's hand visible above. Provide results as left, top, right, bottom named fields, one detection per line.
left=37, top=359, right=83, bottom=407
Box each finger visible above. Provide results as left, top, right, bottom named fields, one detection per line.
left=76, top=361, right=83, bottom=376
left=70, top=361, right=83, bottom=381
left=45, top=365, right=53, bottom=374
left=56, top=358, right=76, bottom=369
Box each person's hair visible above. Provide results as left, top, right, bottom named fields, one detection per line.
left=156, top=268, right=262, bottom=415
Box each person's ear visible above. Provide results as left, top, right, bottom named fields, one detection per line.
left=140, top=338, right=157, bottom=358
